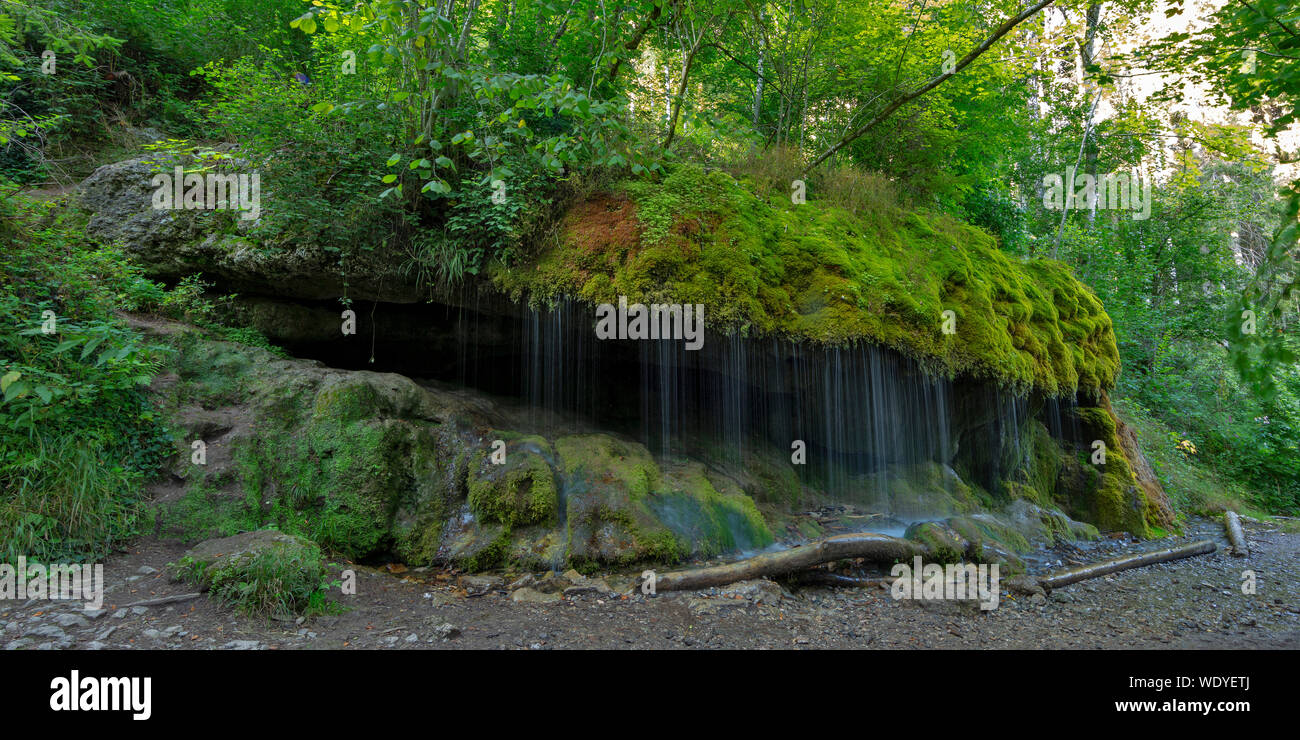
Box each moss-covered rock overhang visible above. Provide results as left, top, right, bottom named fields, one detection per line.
left=493, top=165, right=1120, bottom=398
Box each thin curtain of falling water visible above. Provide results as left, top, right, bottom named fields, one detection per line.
left=512, top=298, right=963, bottom=500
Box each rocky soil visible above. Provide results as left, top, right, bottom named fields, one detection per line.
left=5, top=515, right=1297, bottom=650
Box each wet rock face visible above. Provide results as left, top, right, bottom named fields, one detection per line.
left=213, top=292, right=1166, bottom=538
left=142, top=307, right=1168, bottom=575
left=143, top=321, right=777, bottom=571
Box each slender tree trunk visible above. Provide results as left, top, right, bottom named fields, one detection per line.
left=753, top=10, right=766, bottom=125
left=609, top=0, right=675, bottom=83
left=1038, top=540, right=1216, bottom=590
left=1027, top=14, right=1044, bottom=256
left=1080, top=1, right=1102, bottom=225
left=662, top=24, right=709, bottom=150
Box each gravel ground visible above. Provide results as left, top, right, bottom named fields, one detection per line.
left=4, top=516, right=1297, bottom=650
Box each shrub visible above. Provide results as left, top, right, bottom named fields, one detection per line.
left=173, top=535, right=337, bottom=617
left=0, top=203, right=172, bottom=562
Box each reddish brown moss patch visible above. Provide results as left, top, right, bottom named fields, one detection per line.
left=562, top=194, right=642, bottom=266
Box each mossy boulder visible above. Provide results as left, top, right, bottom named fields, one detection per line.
left=150, top=331, right=478, bottom=564
left=467, top=436, right=559, bottom=528
left=652, top=462, right=775, bottom=556
left=152, top=330, right=778, bottom=571
left=444, top=523, right=513, bottom=571
left=1054, top=400, right=1169, bottom=537
left=874, top=461, right=980, bottom=519
left=1001, top=500, right=1100, bottom=546
left=555, top=434, right=776, bottom=567
left=170, top=529, right=328, bottom=616
left=946, top=514, right=1032, bottom=554
left=556, top=434, right=683, bottom=567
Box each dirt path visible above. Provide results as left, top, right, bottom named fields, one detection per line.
left=5, top=516, right=1298, bottom=650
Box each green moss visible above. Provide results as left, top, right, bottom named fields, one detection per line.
left=868, top=462, right=977, bottom=519
left=555, top=434, right=659, bottom=499
left=284, top=418, right=412, bottom=556
left=155, top=478, right=261, bottom=542
left=391, top=428, right=458, bottom=565
left=453, top=525, right=513, bottom=571
left=1061, top=404, right=1154, bottom=537
left=557, top=434, right=773, bottom=568
left=650, top=463, right=775, bottom=556
left=495, top=164, right=1119, bottom=396
left=1022, top=420, right=1063, bottom=505
left=904, top=521, right=968, bottom=563
left=741, top=450, right=803, bottom=508
left=173, top=333, right=252, bottom=408
left=502, top=526, right=568, bottom=571
left=164, top=341, right=437, bottom=559
left=311, top=380, right=384, bottom=424
left=467, top=436, right=558, bottom=528
left=946, top=515, right=1032, bottom=554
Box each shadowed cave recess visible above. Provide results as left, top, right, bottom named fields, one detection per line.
left=244, top=289, right=1097, bottom=527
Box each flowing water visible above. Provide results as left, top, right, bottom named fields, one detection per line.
left=299, top=293, right=1082, bottom=529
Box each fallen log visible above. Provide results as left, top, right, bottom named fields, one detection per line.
left=1224, top=511, right=1248, bottom=556
left=784, top=570, right=891, bottom=589
left=644, top=532, right=926, bottom=592
left=1037, top=540, right=1216, bottom=590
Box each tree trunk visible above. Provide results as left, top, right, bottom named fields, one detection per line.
left=661, top=21, right=710, bottom=151
left=1080, top=1, right=1102, bottom=225
left=643, top=532, right=928, bottom=592
left=1038, top=540, right=1217, bottom=590
left=608, top=0, right=674, bottom=83
left=1224, top=512, right=1248, bottom=556
left=753, top=10, right=765, bottom=125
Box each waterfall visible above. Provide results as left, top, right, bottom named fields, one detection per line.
left=506, top=298, right=977, bottom=508
left=319, top=294, right=1060, bottom=521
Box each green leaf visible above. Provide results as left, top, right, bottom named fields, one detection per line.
left=292, top=13, right=317, bottom=34
left=4, top=380, right=28, bottom=402
left=80, top=336, right=103, bottom=360
left=0, top=371, right=19, bottom=392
